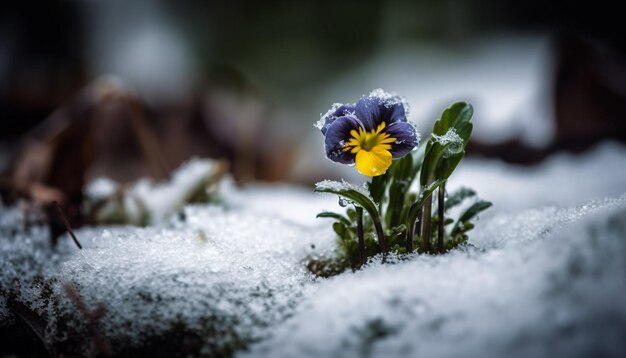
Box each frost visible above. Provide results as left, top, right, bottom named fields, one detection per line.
left=315, top=102, right=345, bottom=130
left=431, top=128, right=462, bottom=145
left=315, top=179, right=373, bottom=202
left=367, top=88, right=410, bottom=117
left=432, top=128, right=463, bottom=158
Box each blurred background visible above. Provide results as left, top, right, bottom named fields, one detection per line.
left=2, top=0, right=625, bottom=191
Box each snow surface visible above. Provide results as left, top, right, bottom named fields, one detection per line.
left=242, top=196, right=626, bottom=358
left=2, top=142, right=626, bottom=357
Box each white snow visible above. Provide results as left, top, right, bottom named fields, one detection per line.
left=316, top=102, right=345, bottom=130
left=85, top=177, right=119, bottom=200
left=242, top=195, right=626, bottom=358
left=2, top=141, right=626, bottom=356
left=315, top=179, right=374, bottom=203
left=85, top=158, right=221, bottom=224
left=447, top=141, right=626, bottom=211
left=365, top=88, right=411, bottom=117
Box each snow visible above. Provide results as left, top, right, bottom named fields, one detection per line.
left=314, top=88, right=410, bottom=132
left=128, top=158, right=218, bottom=223
left=242, top=195, right=626, bottom=358
left=53, top=206, right=333, bottom=354
left=431, top=128, right=463, bottom=157
left=315, top=102, right=345, bottom=130
left=315, top=179, right=374, bottom=203
left=366, top=88, right=411, bottom=117
left=447, top=141, right=626, bottom=211
left=85, top=177, right=118, bottom=200
left=0, top=202, right=336, bottom=355
left=2, top=142, right=626, bottom=356
left=85, top=158, right=221, bottom=224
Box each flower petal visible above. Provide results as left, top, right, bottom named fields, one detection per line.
left=355, top=92, right=407, bottom=130
left=319, top=104, right=356, bottom=135
left=355, top=146, right=392, bottom=177
left=386, top=122, right=419, bottom=158
left=324, top=116, right=361, bottom=164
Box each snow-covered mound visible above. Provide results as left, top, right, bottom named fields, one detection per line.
left=1, top=142, right=626, bottom=357
left=0, top=203, right=335, bottom=356
left=242, top=196, right=626, bottom=358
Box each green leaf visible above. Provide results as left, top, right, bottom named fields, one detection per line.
left=333, top=222, right=347, bottom=238
left=386, top=154, right=415, bottom=227
left=445, top=187, right=476, bottom=210
left=452, top=200, right=492, bottom=236
left=410, top=144, right=426, bottom=179
left=458, top=200, right=492, bottom=223
left=317, top=211, right=352, bottom=227
left=369, top=172, right=390, bottom=204
left=314, top=185, right=381, bottom=228
left=420, top=102, right=473, bottom=186
left=433, top=102, right=474, bottom=139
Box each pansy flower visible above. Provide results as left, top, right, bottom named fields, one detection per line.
left=316, top=89, right=419, bottom=176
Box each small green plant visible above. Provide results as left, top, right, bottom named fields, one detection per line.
left=314, top=89, right=491, bottom=272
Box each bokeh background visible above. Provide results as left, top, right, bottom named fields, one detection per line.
left=2, top=0, right=625, bottom=188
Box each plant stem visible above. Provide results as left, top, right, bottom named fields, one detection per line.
left=356, top=206, right=366, bottom=265
left=406, top=215, right=420, bottom=253
left=53, top=201, right=82, bottom=249
left=372, top=216, right=388, bottom=254
left=437, top=180, right=446, bottom=253
left=406, top=219, right=414, bottom=253
left=421, top=196, right=432, bottom=252
left=416, top=207, right=422, bottom=247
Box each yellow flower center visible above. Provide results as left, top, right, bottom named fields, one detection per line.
left=343, top=122, right=396, bottom=177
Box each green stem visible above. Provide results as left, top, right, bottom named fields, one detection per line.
left=356, top=206, right=366, bottom=265
left=373, top=216, right=388, bottom=254
left=421, top=196, right=432, bottom=253
left=437, top=180, right=446, bottom=253
left=406, top=215, right=419, bottom=253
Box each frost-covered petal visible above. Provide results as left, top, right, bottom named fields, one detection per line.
left=316, top=103, right=356, bottom=135
left=386, top=121, right=419, bottom=158
left=324, top=116, right=361, bottom=164
left=355, top=91, right=407, bottom=130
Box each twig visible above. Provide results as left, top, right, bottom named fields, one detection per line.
left=52, top=201, right=82, bottom=249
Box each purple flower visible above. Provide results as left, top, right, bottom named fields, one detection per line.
left=316, top=89, right=419, bottom=176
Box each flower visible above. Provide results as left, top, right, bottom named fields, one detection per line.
left=317, top=89, right=419, bottom=176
